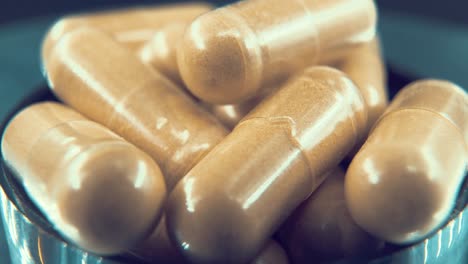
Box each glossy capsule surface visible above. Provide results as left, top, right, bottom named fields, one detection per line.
left=1, top=102, right=166, bottom=255
left=346, top=80, right=467, bottom=244
left=132, top=221, right=288, bottom=264
left=166, top=66, right=367, bottom=264
left=44, top=28, right=228, bottom=190
left=206, top=95, right=264, bottom=129
left=278, top=167, right=383, bottom=264
left=139, top=23, right=193, bottom=86
left=339, top=37, right=388, bottom=134
left=42, top=2, right=212, bottom=61
left=178, top=0, right=376, bottom=104
left=206, top=81, right=287, bottom=130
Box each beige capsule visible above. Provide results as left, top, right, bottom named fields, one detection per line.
left=139, top=23, right=186, bottom=86
left=44, top=28, right=228, bottom=190
left=209, top=36, right=387, bottom=130
left=339, top=37, right=388, bottom=134
left=1, top=102, right=166, bottom=255
left=346, top=80, right=467, bottom=244
left=278, top=167, right=383, bottom=264
left=41, top=2, right=212, bottom=62
left=166, top=66, right=367, bottom=264
left=139, top=23, right=191, bottom=86
left=206, top=79, right=289, bottom=130
left=177, top=0, right=376, bottom=104
left=131, top=221, right=288, bottom=264
left=206, top=94, right=264, bottom=130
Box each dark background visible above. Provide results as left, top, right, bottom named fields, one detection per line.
left=1, top=0, right=467, bottom=26
left=0, top=0, right=467, bottom=263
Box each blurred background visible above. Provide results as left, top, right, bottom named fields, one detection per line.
left=0, top=0, right=467, bottom=262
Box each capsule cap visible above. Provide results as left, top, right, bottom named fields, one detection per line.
left=381, top=79, right=467, bottom=142
left=178, top=8, right=263, bottom=104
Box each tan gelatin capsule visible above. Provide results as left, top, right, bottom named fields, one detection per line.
left=132, top=225, right=288, bottom=264
left=278, top=167, right=383, bottom=264
left=166, top=66, right=367, bottom=264
left=178, top=0, right=377, bottom=104
left=139, top=23, right=186, bottom=86
left=207, top=95, right=263, bottom=129
left=44, top=28, right=228, bottom=190
left=139, top=23, right=191, bottom=86
left=345, top=80, right=468, bottom=244
left=41, top=2, right=212, bottom=61
left=339, top=37, right=388, bottom=133
left=0, top=102, right=166, bottom=255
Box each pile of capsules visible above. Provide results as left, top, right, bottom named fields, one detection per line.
left=1, top=0, right=467, bottom=263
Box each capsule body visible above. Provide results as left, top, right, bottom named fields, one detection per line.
left=206, top=95, right=264, bottom=130
left=278, top=167, right=383, bottom=263
left=42, top=2, right=212, bottom=61
left=178, top=0, right=376, bottom=104
left=139, top=23, right=189, bottom=86
left=1, top=102, right=166, bottom=255
left=166, top=67, right=367, bottom=264
left=339, top=37, right=388, bottom=133
left=132, top=222, right=288, bottom=264
left=44, top=28, right=227, bottom=189
left=346, top=80, right=467, bottom=244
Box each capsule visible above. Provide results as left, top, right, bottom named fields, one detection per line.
left=206, top=95, right=264, bottom=130
left=132, top=222, right=288, bottom=264
left=278, top=167, right=383, bottom=263
left=41, top=2, right=212, bottom=62
left=139, top=23, right=189, bottom=86
left=1, top=102, right=166, bottom=255
left=177, top=0, right=376, bottom=104
left=339, top=37, right=388, bottom=134
left=44, top=28, right=227, bottom=189
left=166, top=66, right=367, bottom=264
left=209, top=38, right=386, bottom=131
left=345, top=80, right=467, bottom=244
left=205, top=81, right=288, bottom=130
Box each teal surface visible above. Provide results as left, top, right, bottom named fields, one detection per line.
left=0, top=16, right=55, bottom=119
left=379, top=10, right=468, bottom=91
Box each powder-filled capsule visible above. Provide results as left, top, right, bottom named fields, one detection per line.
left=44, top=28, right=228, bottom=190
left=206, top=95, right=264, bottom=130
left=42, top=2, right=212, bottom=62
left=139, top=23, right=190, bottom=86
left=346, top=80, right=467, bottom=244
left=278, top=167, right=383, bottom=263
left=131, top=222, right=288, bottom=264
left=339, top=37, right=388, bottom=134
left=1, top=102, right=166, bottom=255
left=210, top=37, right=386, bottom=131
left=166, top=66, right=367, bottom=264
left=210, top=37, right=387, bottom=130
left=178, top=0, right=376, bottom=104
